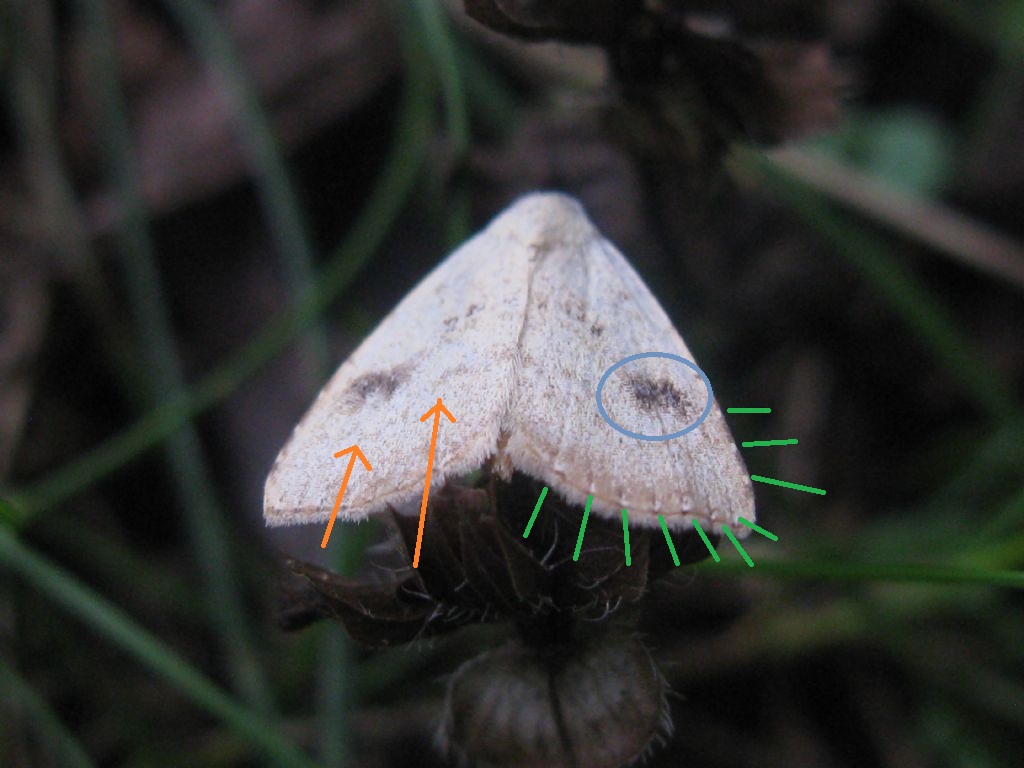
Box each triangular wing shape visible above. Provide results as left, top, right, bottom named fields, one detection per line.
left=265, top=193, right=754, bottom=534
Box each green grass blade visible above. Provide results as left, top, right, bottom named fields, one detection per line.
left=7, top=38, right=434, bottom=521
left=409, top=0, right=468, bottom=157
left=753, top=151, right=1019, bottom=422
left=35, top=518, right=202, bottom=620
left=315, top=12, right=439, bottom=764
left=317, top=521, right=377, bottom=766
left=0, top=495, right=28, bottom=527
left=408, top=0, right=472, bottom=245
left=75, top=0, right=273, bottom=716
left=0, top=658, right=97, bottom=768
left=159, top=0, right=329, bottom=369
left=458, top=36, right=520, bottom=137
left=700, top=557, right=1024, bottom=589
left=977, top=484, right=1024, bottom=545
left=0, top=527, right=319, bottom=768
left=964, top=487, right=1024, bottom=569
left=5, top=1, right=146, bottom=395
left=317, top=628, right=352, bottom=768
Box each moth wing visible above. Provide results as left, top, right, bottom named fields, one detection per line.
left=502, top=195, right=754, bottom=533
left=264, top=220, right=530, bottom=527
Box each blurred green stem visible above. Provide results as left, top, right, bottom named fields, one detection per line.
left=924, top=424, right=1024, bottom=526
left=158, top=0, right=330, bottom=373
left=459, top=37, right=520, bottom=137
left=316, top=9, right=439, bottom=764
left=904, top=636, right=1024, bottom=730
left=318, top=522, right=375, bottom=767
left=410, top=0, right=468, bottom=158
left=35, top=516, right=203, bottom=622
left=6, top=0, right=146, bottom=396
left=702, top=557, right=1024, bottom=589
left=965, top=485, right=1024, bottom=567
left=75, top=0, right=273, bottom=717
left=0, top=658, right=97, bottom=768
left=7, top=15, right=434, bottom=522
left=752, top=150, right=1020, bottom=422
left=0, top=528, right=318, bottom=768
left=409, top=0, right=471, bottom=245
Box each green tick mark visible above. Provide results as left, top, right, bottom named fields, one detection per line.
left=572, top=495, right=593, bottom=561
left=739, top=517, right=778, bottom=541
left=692, top=519, right=720, bottom=562
left=751, top=475, right=826, bottom=495
left=622, top=509, right=631, bottom=566
left=723, top=526, right=754, bottom=567
left=522, top=486, right=548, bottom=538
left=658, top=515, right=680, bottom=566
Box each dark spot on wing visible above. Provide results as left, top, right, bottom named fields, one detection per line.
left=590, top=324, right=604, bottom=337
left=343, top=365, right=412, bottom=408
left=466, top=303, right=483, bottom=318
left=563, top=299, right=586, bottom=321
left=628, top=376, right=695, bottom=418
left=528, top=242, right=553, bottom=262
left=444, top=316, right=458, bottom=329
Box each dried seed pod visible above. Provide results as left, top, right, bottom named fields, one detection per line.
left=441, top=634, right=669, bottom=768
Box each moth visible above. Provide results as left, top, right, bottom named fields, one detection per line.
left=269, top=192, right=755, bottom=768
left=264, top=192, right=753, bottom=536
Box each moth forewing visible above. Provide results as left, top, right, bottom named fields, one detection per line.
left=499, top=203, right=753, bottom=533
left=264, top=192, right=754, bottom=535
left=263, top=216, right=531, bottom=527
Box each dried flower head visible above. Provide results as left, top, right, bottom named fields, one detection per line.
left=282, top=471, right=715, bottom=767
left=464, top=0, right=841, bottom=160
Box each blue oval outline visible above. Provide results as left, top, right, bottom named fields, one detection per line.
left=595, top=352, right=714, bottom=441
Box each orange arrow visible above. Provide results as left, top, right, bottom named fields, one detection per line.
left=413, top=397, right=456, bottom=568
left=321, top=445, right=372, bottom=549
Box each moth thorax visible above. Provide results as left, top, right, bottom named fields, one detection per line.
left=490, top=432, right=515, bottom=482
left=439, top=634, right=670, bottom=768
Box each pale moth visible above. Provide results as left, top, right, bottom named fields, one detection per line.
left=264, top=192, right=754, bottom=535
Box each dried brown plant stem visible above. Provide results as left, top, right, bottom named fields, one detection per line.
left=764, top=146, right=1024, bottom=292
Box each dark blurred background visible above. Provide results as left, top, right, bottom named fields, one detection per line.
left=1, top=1, right=1023, bottom=766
